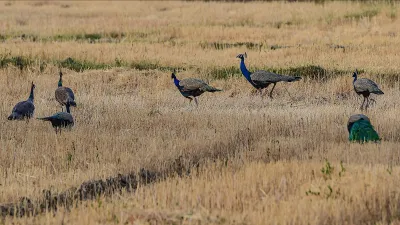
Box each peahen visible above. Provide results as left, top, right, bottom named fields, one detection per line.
left=37, top=104, right=74, bottom=133
left=8, top=82, right=35, bottom=120
left=347, top=114, right=380, bottom=143
left=236, top=52, right=301, bottom=98
left=55, top=68, right=76, bottom=111
left=171, top=71, right=222, bottom=106
left=352, top=69, right=384, bottom=110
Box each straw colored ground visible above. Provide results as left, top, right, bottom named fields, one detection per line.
left=1, top=1, right=400, bottom=224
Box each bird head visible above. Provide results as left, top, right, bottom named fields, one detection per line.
left=171, top=69, right=177, bottom=79
left=236, top=52, right=247, bottom=59
left=352, top=69, right=358, bottom=78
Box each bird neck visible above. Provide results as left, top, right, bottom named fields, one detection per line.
left=66, top=104, right=71, bottom=113
left=353, top=74, right=357, bottom=83
left=173, top=77, right=181, bottom=89
left=240, top=58, right=252, bottom=83
left=58, top=76, right=63, bottom=87
left=28, top=86, right=34, bottom=101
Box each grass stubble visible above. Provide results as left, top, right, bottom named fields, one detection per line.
left=1, top=1, right=400, bottom=224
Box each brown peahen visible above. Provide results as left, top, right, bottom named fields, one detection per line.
left=352, top=69, right=384, bottom=110
left=55, top=68, right=76, bottom=111
left=171, top=71, right=222, bottom=106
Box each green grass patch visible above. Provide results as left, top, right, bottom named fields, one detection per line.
left=200, top=42, right=264, bottom=51
left=130, top=60, right=185, bottom=73
left=206, top=64, right=353, bottom=81
left=344, top=8, right=380, bottom=21
left=0, top=55, right=34, bottom=71
left=59, top=57, right=111, bottom=72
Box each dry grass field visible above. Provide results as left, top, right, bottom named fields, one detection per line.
left=1, top=1, right=400, bottom=224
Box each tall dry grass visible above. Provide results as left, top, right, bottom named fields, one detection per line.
left=0, top=1, right=400, bottom=224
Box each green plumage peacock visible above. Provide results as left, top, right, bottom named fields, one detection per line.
left=347, top=114, right=380, bottom=143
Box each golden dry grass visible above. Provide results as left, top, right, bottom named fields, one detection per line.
left=1, top=1, right=400, bottom=224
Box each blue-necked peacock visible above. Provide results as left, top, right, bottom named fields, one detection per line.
left=171, top=71, right=222, bottom=106
left=347, top=114, right=380, bottom=143
left=8, top=82, right=35, bottom=120
left=236, top=52, right=301, bottom=98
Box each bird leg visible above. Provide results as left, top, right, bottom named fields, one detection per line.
left=185, top=97, right=192, bottom=104
left=269, top=83, right=277, bottom=99
left=194, top=97, right=199, bottom=106
left=360, top=97, right=366, bottom=110
left=259, top=89, right=264, bottom=98
left=365, top=97, right=370, bottom=110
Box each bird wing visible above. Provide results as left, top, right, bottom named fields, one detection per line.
left=55, top=87, right=70, bottom=104
left=53, top=112, right=74, bottom=123
left=347, top=114, right=370, bottom=133
left=179, top=78, right=207, bottom=91
left=349, top=119, right=380, bottom=143
left=12, top=101, right=35, bottom=115
left=250, top=70, right=284, bottom=84
left=354, top=78, right=382, bottom=93
left=64, top=87, right=75, bottom=100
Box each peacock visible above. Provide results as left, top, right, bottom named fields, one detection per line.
left=236, top=52, right=301, bottom=98
left=347, top=114, right=380, bottom=143
left=37, top=104, right=74, bottom=133
left=352, top=69, right=384, bottom=110
left=55, top=68, right=76, bottom=111
left=8, top=82, right=35, bottom=120
left=171, top=71, right=222, bottom=106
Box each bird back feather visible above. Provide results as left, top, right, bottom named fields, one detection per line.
left=348, top=119, right=380, bottom=143
left=200, top=85, right=222, bottom=92
left=354, top=78, right=384, bottom=95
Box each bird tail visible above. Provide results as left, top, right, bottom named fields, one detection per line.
left=372, top=89, right=384, bottom=95
left=37, top=116, right=53, bottom=121
left=202, top=85, right=222, bottom=92
left=8, top=113, right=21, bottom=120
left=7, top=114, right=16, bottom=120
left=282, top=75, right=302, bottom=82
left=349, top=120, right=380, bottom=143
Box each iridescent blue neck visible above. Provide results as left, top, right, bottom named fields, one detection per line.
left=58, top=80, right=62, bottom=87
left=353, top=73, right=357, bottom=83
left=173, top=77, right=181, bottom=89
left=28, top=86, right=34, bottom=102
left=240, top=58, right=253, bottom=84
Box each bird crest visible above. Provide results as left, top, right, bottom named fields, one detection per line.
left=236, top=52, right=247, bottom=59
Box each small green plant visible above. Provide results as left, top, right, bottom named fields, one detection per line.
left=321, top=159, right=334, bottom=180
left=326, top=185, right=333, bottom=199
left=306, top=189, right=320, bottom=196
left=339, top=161, right=346, bottom=177
left=387, top=164, right=393, bottom=175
